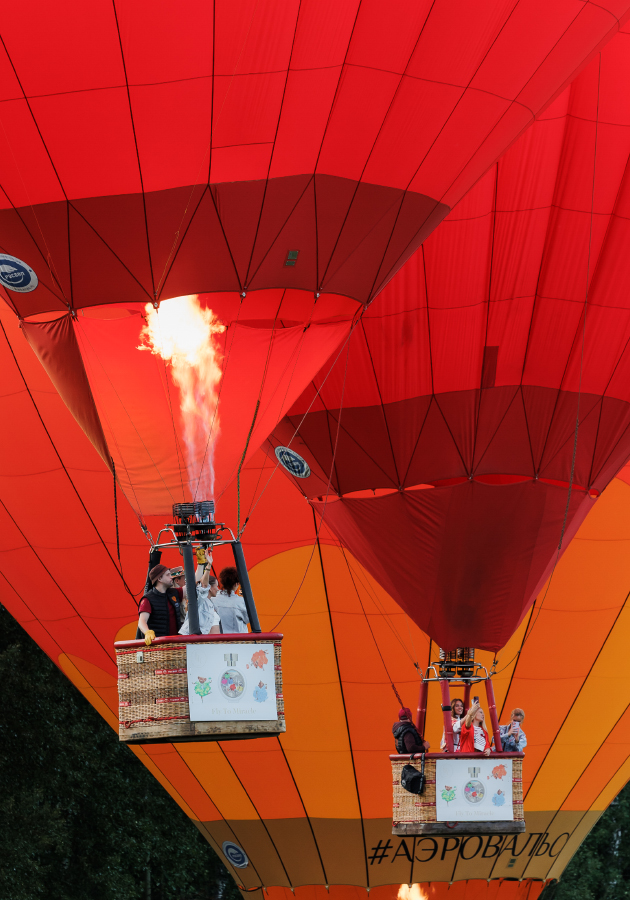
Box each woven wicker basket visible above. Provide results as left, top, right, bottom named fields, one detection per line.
left=391, top=754, right=524, bottom=835
left=116, top=635, right=284, bottom=743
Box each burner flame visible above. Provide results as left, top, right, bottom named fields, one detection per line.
left=398, top=886, right=428, bottom=900
left=138, top=295, right=225, bottom=498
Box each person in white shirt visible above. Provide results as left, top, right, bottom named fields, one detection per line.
left=214, top=566, right=249, bottom=634
left=179, top=569, right=221, bottom=635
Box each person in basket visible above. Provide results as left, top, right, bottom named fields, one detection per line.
left=454, top=700, right=492, bottom=755
left=392, top=707, right=430, bottom=754
left=498, top=708, right=527, bottom=752
left=137, top=565, right=181, bottom=645
left=179, top=570, right=221, bottom=635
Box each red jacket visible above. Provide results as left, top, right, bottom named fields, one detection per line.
left=457, top=721, right=491, bottom=753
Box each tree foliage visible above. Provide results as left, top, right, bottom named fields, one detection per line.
left=540, top=782, right=630, bottom=899
left=0, top=607, right=241, bottom=900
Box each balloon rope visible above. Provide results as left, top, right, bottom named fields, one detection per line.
left=214, top=294, right=283, bottom=507
left=112, top=458, right=121, bottom=565
left=391, top=683, right=405, bottom=708
left=339, top=544, right=419, bottom=669
left=241, top=308, right=364, bottom=531
left=339, top=543, right=419, bottom=707
left=239, top=292, right=319, bottom=527
left=270, top=336, right=353, bottom=631
left=237, top=399, right=260, bottom=535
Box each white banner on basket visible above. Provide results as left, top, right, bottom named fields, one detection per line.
left=186, top=643, right=278, bottom=721
left=435, top=758, right=514, bottom=821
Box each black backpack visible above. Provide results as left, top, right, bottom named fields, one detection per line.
left=401, top=752, right=426, bottom=795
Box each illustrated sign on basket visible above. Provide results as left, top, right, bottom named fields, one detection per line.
left=435, top=758, right=513, bottom=822
left=186, top=643, right=277, bottom=721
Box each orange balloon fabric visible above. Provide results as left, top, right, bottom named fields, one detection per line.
left=0, top=296, right=628, bottom=897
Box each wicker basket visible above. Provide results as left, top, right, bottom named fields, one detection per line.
left=116, top=635, right=284, bottom=743
left=390, top=754, right=524, bottom=835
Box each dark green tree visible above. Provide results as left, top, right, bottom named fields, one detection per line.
left=540, top=781, right=630, bottom=899
left=0, top=606, right=241, bottom=900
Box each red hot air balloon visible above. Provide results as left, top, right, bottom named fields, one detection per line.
left=2, top=1, right=627, bottom=518
left=267, top=32, right=630, bottom=651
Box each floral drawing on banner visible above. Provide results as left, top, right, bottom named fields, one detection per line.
left=250, top=649, right=268, bottom=669
left=194, top=676, right=211, bottom=701
left=253, top=681, right=268, bottom=702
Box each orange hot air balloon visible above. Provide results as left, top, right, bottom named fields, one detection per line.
left=267, top=33, right=630, bottom=651
left=0, top=299, right=629, bottom=900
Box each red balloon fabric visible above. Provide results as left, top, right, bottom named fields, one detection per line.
left=0, top=0, right=629, bottom=316
left=267, top=28, right=630, bottom=650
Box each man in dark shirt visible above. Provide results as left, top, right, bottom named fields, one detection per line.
left=392, top=707, right=430, bottom=754
left=137, top=565, right=180, bottom=645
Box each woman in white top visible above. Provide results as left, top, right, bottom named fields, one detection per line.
left=440, top=697, right=465, bottom=751
left=179, top=569, right=221, bottom=635
left=214, top=566, right=249, bottom=634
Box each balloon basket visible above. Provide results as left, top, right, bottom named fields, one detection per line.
left=115, top=634, right=284, bottom=743
left=390, top=752, right=525, bottom=836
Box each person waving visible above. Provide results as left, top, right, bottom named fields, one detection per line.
left=454, top=700, right=491, bottom=756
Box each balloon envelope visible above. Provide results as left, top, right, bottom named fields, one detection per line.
left=0, top=295, right=629, bottom=898
left=267, top=34, right=630, bottom=649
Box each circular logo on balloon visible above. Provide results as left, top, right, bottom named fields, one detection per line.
left=0, top=255, right=38, bottom=293
left=222, top=841, right=249, bottom=868
left=464, top=780, right=485, bottom=803
left=275, top=446, right=311, bottom=478
left=220, top=668, right=245, bottom=700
